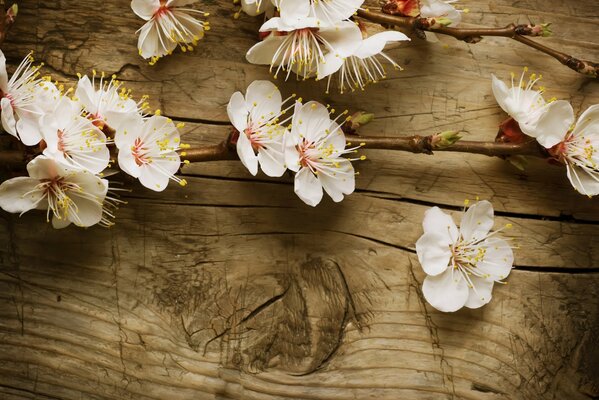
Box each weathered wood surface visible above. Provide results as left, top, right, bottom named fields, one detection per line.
left=1, top=0, right=599, bottom=399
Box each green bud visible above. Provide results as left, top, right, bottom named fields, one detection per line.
left=540, top=23, right=552, bottom=37
left=348, top=111, right=374, bottom=130
left=432, top=131, right=461, bottom=149
left=8, top=4, right=18, bottom=18
left=435, top=17, right=453, bottom=27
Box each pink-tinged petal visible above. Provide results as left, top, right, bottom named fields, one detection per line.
left=572, top=104, right=599, bottom=139
left=118, top=146, right=143, bottom=178
left=460, top=200, right=494, bottom=242
left=237, top=131, right=259, bottom=176
left=245, top=80, right=282, bottom=123
left=26, top=156, right=61, bottom=180
left=416, top=232, right=452, bottom=276
left=523, top=100, right=574, bottom=148
left=566, top=163, right=599, bottom=196
left=464, top=277, right=494, bottom=309
left=1, top=97, right=17, bottom=137
left=422, top=268, right=469, bottom=312
left=131, top=0, right=160, bottom=20
left=114, top=112, right=144, bottom=149
left=353, top=31, right=410, bottom=59
left=478, top=237, right=513, bottom=280
left=67, top=173, right=108, bottom=227
left=318, top=21, right=362, bottom=58
left=0, top=50, right=8, bottom=92
left=246, top=36, right=285, bottom=65
left=0, top=177, right=44, bottom=214
left=294, top=167, right=323, bottom=206
left=138, top=157, right=180, bottom=192
left=318, top=158, right=355, bottom=202
left=285, top=140, right=301, bottom=172
left=422, top=206, right=459, bottom=243
left=227, top=91, right=249, bottom=132
left=16, top=115, right=43, bottom=146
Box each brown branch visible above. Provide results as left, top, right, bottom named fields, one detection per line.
left=357, top=9, right=598, bottom=78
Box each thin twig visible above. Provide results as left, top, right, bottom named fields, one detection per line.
left=357, top=9, right=598, bottom=78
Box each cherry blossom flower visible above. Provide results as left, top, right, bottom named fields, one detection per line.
left=115, top=113, right=186, bottom=191
left=0, top=50, right=46, bottom=145
left=227, top=80, right=292, bottom=177
left=41, top=96, right=110, bottom=175
left=0, top=156, right=114, bottom=229
left=131, top=0, right=210, bottom=65
left=285, top=100, right=358, bottom=206
left=420, top=0, right=462, bottom=26
left=75, top=71, right=148, bottom=131
left=321, top=30, right=410, bottom=93
left=415, top=201, right=514, bottom=312
left=492, top=69, right=571, bottom=148
left=246, top=18, right=362, bottom=81
left=532, top=104, right=599, bottom=196
left=238, top=0, right=274, bottom=17
left=274, top=0, right=363, bottom=26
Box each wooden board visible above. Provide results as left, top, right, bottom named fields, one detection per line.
left=1, top=0, right=598, bottom=399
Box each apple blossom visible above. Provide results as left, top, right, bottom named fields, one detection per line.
left=246, top=18, right=362, bottom=81
left=0, top=156, right=114, bottom=229
left=285, top=100, right=359, bottom=206
left=41, top=96, right=110, bottom=175
left=0, top=50, right=46, bottom=145
left=115, top=113, right=187, bottom=191
left=131, top=0, right=210, bottom=65
left=227, top=80, right=292, bottom=177
left=492, top=69, right=571, bottom=148
left=415, top=201, right=513, bottom=312
left=321, top=30, right=410, bottom=93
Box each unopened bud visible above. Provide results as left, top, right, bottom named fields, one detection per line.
left=432, top=131, right=461, bottom=149
left=7, top=4, right=18, bottom=21
left=435, top=17, right=453, bottom=27
left=349, top=111, right=374, bottom=130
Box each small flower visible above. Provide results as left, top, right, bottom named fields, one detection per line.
left=274, top=0, right=363, bottom=26
left=492, top=69, right=571, bottom=148
left=75, top=71, right=148, bottom=131
left=115, top=113, right=186, bottom=191
left=0, top=50, right=46, bottom=145
left=41, top=96, right=111, bottom=175
left=131, top=0, right=210, bottom=65
left=0, top=156, right=113, bottom=229
left=285, top=101, right=358, bottom=206
left=227, top=80, right=292, bottom=177
left=321, top=30, right=410, bottom=93
left=415, top=201, right=514, bottom=312
left=535, top=104, right=599, bottom=196
left=246, top=18, right=362, bottom=81
left=420, top=0, right=462, bottom=26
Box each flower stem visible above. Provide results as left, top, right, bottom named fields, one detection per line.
left=357, top=9, right=598, bottom=78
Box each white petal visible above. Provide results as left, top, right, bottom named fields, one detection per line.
left=52, top=215, right=72, bottom=229
left=1, top=97, right=17, bottom=137
left=459, top=200, right=494, bottom=242
left=317, top=52, right=345, bottom=80
left=285, top=140, right=301, bottom=172
left=478, top=237, right=514, bottom=280
left=416, top=232, right=452, bottom=276
left=294, top=167, right=323, bottom=206
left=312, top=0, right=363, bottom=22
left=257, top=132, right=286, bottom=177
left=167, top=0, right=198, bottom=7
left=117, top=147, right=142, bottom=178
left=524, top=100, right=574, bottom=148
left=278, top=0, right=310, bottom=23
left=0, top=177, right=44, bottom=214
left=68, top=172, right=108, bottom=227
left=292, top=101, right=331, bottom=143
left=566, top=163, right=599, bottom=196
left=464, top=277, right=494, bottom=309
left=420, top=0, right=460, bottom=26
left=237, top=131, right=259, bottom=176
left=0, top=50, right=8, bottom=92
left=318, top=21, right=363, bottom=58
left=245, top=80, right=282, bottom=123
left=138, top=157, right=180, bottom=192
left=246, top=36, right=284, bottom=65
left=491, top=74, right=510, bottom=114
left=571, top=104, right=599, bottom=138
left=114, top=113, right=144, bottom=149
left=74, top=75, right=97, bottom=114
left=422, top=268, right=469, bottom=312
left=131, top=0, right=159, bottom=20
left=16, top=115, right=43, bottom=146
left=227, top=91, right=249, bottom=133
left=422, top=206, right=459, bottom=243
left=26, top=156, right=61, bottom=180
left=319, top=158, right=355, bottom=202
left=353, top=31, right=410, bottom=59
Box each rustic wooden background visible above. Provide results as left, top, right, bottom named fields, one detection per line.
left=1, top=0, right=599, bottom=399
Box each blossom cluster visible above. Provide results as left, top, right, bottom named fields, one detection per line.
left=0, top=51, right=187, bottom=228
left=228, top=80, right=360, bottom=206
left=492, top=69, right=599, bottom=196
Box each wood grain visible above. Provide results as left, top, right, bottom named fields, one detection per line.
left=1, top=0, right=598, bottom=399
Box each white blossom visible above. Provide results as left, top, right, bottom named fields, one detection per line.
left=285, top=100, right=358, bottom=206
left=227, top=80, right=291, bottom=177
left=492, top=69, right=571, bottom=148
left=0, top=156, right=114, bottom=229
left=239, top=0, right=274, bottom=16
left=415, top=201, right=513, bottom=312
left=41, top=96, right=110, bottom=175
left=274, top=0, right=363, bottom=26
left=420, top=0, right=462, bottom=26
left=246, top=18, right=362, bottom=81
left=114, top=113, right=186, bottom=191
left=131, top=0, right=210, bottom=65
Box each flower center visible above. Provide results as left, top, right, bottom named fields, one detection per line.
left=132, top=137, right=151, bottom=166
left=244, top=127, right=264, bottom=151
left=57, top=129, right=67, bottom=153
